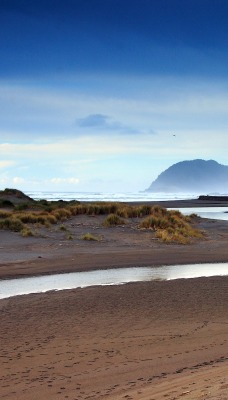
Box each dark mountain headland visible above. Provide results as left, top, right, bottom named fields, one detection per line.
left=146, top=159, right=228, bottom=193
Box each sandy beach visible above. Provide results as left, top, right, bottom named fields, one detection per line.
left=0, top=199, right=228, bottom=399
left=1, top=278, right=227, bottom=400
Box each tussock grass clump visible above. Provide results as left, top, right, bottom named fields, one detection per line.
left=51, top=208, right=72, bottom=221
left=103, top=213, right=126, bottom=227
left=59, top=224, right=67, bottom=231
left=14, top=212, right=57, bottom=225
left=69, top=202, right=154, bottom=218
left=140, top=207, right=203, bottom=244
left=46, top=215, right=57, bottom=224
left=70, top=202, right=119, bottom=216
left=0, top=217, right=25, bottom=232
left=95, top=202, right=119, bottom=215
left=21, top=227, right=34, bottom=237
left=116, top=206, right=131, bottom=218
left=81, top=233, right=100, bottom=241
left=189, top=213, right=198, bottom=218
left=155, top=227, right=203, bottom=244
left=135, top=205, right=152, bottom=217
left=155, top=229, right=189, bottom=244
left=151, top=205, right=167, bottom=215
left=69, top=204, right=89, bottom=215
left=63, top=202, right=156, bottom=219
left=0, top=211, right=12, bottom=218
left=140, top=215, right=170, bottom=230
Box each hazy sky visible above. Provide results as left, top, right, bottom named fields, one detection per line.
left=1, top=0, right=228, bottom=192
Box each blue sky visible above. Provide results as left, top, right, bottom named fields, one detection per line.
left=0, top=0, right=228, bottom=192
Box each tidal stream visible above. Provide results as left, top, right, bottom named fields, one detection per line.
left=0, top=263, right=227, bottom=300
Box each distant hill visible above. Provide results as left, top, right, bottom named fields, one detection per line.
left=146, top=159, right=228, bottom=193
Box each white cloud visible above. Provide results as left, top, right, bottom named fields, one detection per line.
left=0, top=178, right=7, bottom=184
left=12, top=177, right=25, bottom=184
left=0, top=127, right=228, bottom=162
left=1, top=78, right=228, bottom=143
left=0, top=160, right=15, bottom=168
left=49, top=177, right=80, bottom=184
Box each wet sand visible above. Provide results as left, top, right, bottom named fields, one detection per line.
left=0, top=199, right=228, bottom=399
left=0, top=278, right=227, bottom=400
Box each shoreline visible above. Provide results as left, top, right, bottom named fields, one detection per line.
left=0, top=198, right=227, bottom=400
left=1, top=249, right=228, bottom=281
left=0, top=198, right=228, bottom=280
left=126, top=198, right=228, bottom=207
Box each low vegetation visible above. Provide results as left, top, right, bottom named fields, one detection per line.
left=21, top=227, right=34, bottom=237
left=0, top=217, right=25, bottom=232
left=0, top=199, right=14, bottom=208
left=0, top=189, right=203, bottom=243
left=81, top=233, right=100, bottom=241
left=103, top=213, right=126, bottom=227
left=139, top=207, right=203, bottom=244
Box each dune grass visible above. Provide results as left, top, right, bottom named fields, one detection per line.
left=81, top=233, right=100, bottom=241
left=140, top=207, right=203, bottom=244
left=0, top=198, right=203, bottom=243
left=0, top=210, right=12, bottom=218
left=0, top=217, right=25, bottom=232
left=103, top=213, right=126, bottom=227
left=21, top=227, right=34, bottom=237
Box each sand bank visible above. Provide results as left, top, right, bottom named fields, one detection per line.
left=0, top=205, right=228, bottom=279
left=0, top=277, right=227, bottom=399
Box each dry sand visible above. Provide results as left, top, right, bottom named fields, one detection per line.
left=0, top=200, right=228, bottom=399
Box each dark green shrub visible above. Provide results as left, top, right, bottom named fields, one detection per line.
left=14, top=202, right=30, bottom=211
left=0, top=199, right=14, bottom=208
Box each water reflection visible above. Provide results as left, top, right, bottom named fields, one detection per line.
left=170, top=207, right=228, bottom=221
left=0, top=263, right=227, bottom=300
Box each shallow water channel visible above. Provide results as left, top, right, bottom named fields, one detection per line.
left=170, top=207, right=228, bottom=221
left=0, top=263, right=227, bottom=299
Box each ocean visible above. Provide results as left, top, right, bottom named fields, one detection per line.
left=26, top=191, right=202, bottom=202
